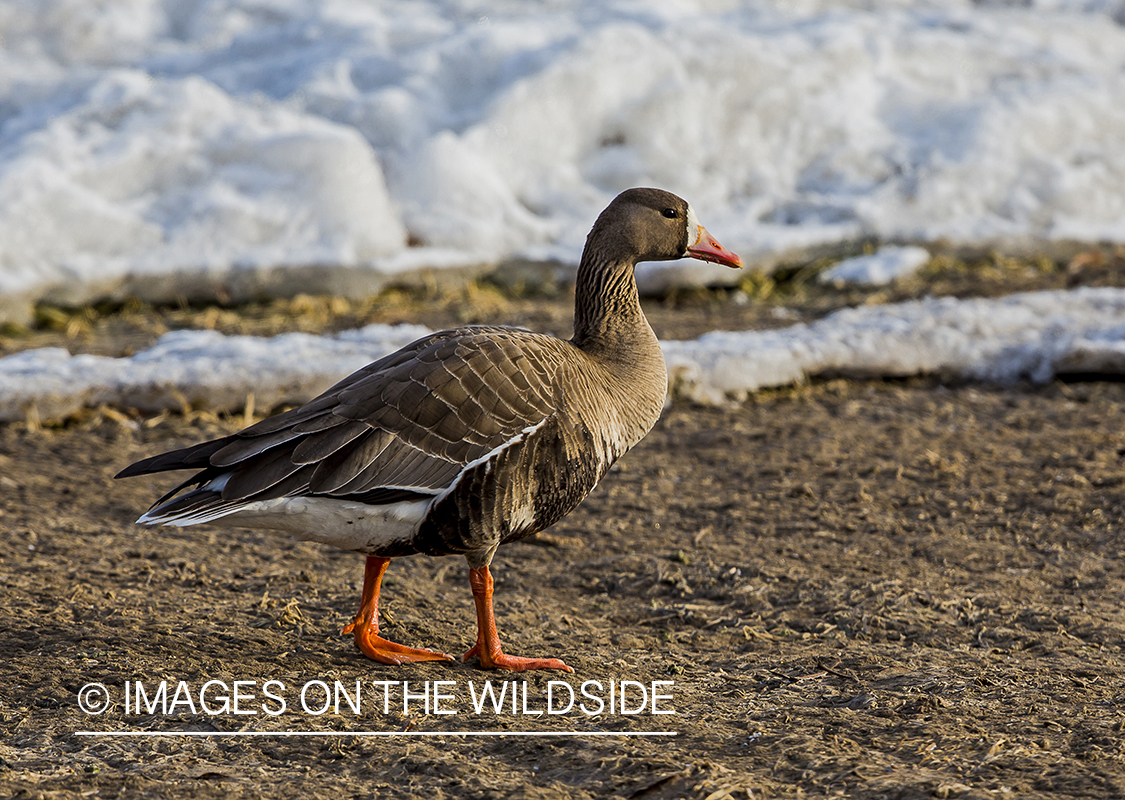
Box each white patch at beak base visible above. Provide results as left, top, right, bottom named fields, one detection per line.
left=684, top=203, right=702, bottom=251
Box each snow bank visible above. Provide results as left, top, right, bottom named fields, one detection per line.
left=3, top=288, right=1123, bottom=422
left=664, top=287, right=1125, bottom=404
left=0, top=324, right=429, bottom=423
left=818, top=246, right=932, bottom=287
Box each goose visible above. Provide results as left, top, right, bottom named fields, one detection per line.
left=116, top=188, right=743, bottom=672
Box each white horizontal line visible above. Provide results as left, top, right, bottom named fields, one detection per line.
left=77, top=730, right=678, bottom=738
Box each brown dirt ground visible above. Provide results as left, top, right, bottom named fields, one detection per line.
left=3, top=253, right=1125, bottom=799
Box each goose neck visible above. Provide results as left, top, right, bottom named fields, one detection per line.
left=570, top=253, right=653, bottom=354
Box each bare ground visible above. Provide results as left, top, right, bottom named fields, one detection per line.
left=3, top=254, right=1125, bottom=799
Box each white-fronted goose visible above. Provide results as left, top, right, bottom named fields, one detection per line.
left=117, top=188, right=743, bottom=672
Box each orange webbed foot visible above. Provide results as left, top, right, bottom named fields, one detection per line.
left=351, top=623, right=453, bottom=665
left=462, top=642, right=573, bottom=673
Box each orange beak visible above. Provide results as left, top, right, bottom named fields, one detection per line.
left=686, top=226, right=743, bottom=269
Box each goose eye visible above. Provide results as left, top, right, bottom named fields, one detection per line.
left=661, top=208, right=678, bottom=219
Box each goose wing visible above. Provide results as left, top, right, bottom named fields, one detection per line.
left=119, top=327, right=568, bottom=519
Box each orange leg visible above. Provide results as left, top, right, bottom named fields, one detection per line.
left=342, top=556, right=452, bottom=665
left=462, top=565, right=574, bottom=673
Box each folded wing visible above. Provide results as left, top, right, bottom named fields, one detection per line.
left=118, top=327, right=567, bottom=525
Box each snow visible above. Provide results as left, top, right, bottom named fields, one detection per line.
left=818, top=246, right=932, bottom=286
left=3, top=288, right=1124, bottom=422
left=663, top=287, right=1125, bottom=404
left=3, top=1, right=1125, bottom=320
left=0, top=324, right=430, bottom=423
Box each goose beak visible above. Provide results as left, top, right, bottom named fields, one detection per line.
left=686, top=226, right=743, bottom=269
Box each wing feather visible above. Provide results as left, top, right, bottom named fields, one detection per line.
left=308, top=430, right=394, bottom=494
left=221, top=446, right=305, bottom=500
left=291, top=422, right=369, bottom=465
left=291, top=413, right=349, bottom=434
left=114, top=438, right=231, bottom=478
left=211, top=427, right=306, bottom=467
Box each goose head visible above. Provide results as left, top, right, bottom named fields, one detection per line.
left=588, top=188, right=743, bottom=269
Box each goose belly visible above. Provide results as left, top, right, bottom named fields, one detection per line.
left=414, top=416, right=612, bottom=561
left=223, top=496, right=433, bottom=555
